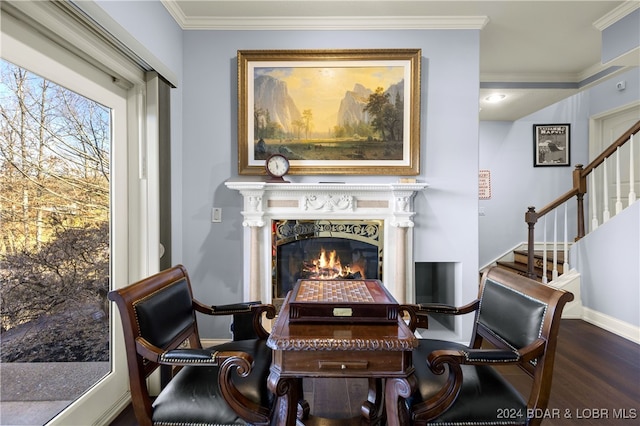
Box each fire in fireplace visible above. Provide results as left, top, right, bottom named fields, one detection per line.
left=272, top=219, right=383, bottom=300
left=301, top=247, right=366, bottom=280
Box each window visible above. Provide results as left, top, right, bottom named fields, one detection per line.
left=1, top=2, right=161, bottom=424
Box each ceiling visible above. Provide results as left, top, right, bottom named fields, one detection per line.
left=161, top=1, right=640, bottom=121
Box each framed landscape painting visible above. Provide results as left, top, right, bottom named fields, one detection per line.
left=533, top=123, right=571, bottom=167
left=237, top=49, right=421, bottom=175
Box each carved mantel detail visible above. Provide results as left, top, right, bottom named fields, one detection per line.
left=303, top=194, right=354, bottom=212
left=225, top=180, right=428, bottom=303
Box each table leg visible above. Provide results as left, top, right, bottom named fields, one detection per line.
left=360, top=378, right=384, bottom=425
left=385, top=375, right=417, bottom=426
left=268, top=372, right=302, bottom=426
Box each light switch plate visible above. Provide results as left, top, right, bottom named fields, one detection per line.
left=212, top=207, right=222, bottom=223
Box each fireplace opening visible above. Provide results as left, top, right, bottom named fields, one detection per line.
left=414, top=262, right=456, bottom=331
left=272, top=220, right=383, bottom=301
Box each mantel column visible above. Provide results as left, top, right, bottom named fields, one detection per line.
left=391, top=191, right=417, bottom=303
left=239, top=190, right=265, bottom=302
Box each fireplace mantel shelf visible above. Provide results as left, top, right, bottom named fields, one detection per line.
left=225, top=180, right=429, bottom=193
left=225, top=180, right=429, bottom=226
left=225, top=179, right=428, bottom=304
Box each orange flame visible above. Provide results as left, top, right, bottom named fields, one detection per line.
left=305, top=248, right=365, bottom=280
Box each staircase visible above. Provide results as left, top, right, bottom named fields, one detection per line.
left=493, top=247, right=582, bottom=319
left=496, top=249, right=564, bottom=283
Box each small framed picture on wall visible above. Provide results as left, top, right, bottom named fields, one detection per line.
left=533, top=123, right=570, bottom=167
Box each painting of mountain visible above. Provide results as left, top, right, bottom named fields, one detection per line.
left=252, top=65, right=407, bottom=163
left=238, top=49, right=421, bottom=175
left=337, top=83, right=373, bottom=126
left=254, top=75, right=301, bottom=134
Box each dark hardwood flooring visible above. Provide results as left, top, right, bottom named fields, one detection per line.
left=110, top=320, right=640, bottom=425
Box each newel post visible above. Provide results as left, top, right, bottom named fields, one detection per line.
left=525, top=206, right=538, bottom=279
left=573, top=164, right=586, bottom=240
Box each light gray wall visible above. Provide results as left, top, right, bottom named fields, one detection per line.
left=602, top=8, right=640, bottom=64
left=89, top=0, right=477, bottom=340
left=571, top=201, right=640, bottom=327
left=182, top=29, right=480, bottom=338
left=93, top=1, right=640, bottom=340
left=479, top=67, right=640, bottom=268
left=479, top=67, right=640, bottom=330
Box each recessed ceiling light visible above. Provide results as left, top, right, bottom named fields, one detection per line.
left=485, top=94, right=506, bottom=103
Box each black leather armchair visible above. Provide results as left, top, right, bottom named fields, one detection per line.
left=389, top=266, right=574, bottom=426
left=108, top=264, right=276, bottom=426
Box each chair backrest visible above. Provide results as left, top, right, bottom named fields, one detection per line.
left=472, top=267, right=574, bottom=411
left=108, top=265, right=201, bottom=420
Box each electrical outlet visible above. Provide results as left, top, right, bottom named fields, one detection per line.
left=212, top=207, right=222, bottom=223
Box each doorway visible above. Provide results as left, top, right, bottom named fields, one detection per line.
left=589, top=102, right=640, bottom=229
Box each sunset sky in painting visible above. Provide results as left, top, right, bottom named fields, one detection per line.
left=255, top=64, right=406, bottom=132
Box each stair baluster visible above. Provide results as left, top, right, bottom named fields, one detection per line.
left=542, top=216, right=547, bottom=284
left=524, top=120, right=640, bottom=280
left=630, top=133, right=636, bottom=205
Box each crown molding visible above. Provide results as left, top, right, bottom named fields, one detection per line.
left=593, top=0, right=640, bottom=31
left=181, top=15, right=488, bottom=30
left=160, top=0, right=489, bottom=31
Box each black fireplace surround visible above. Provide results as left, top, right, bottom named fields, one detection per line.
left=272, top=219, right=383, bottom=299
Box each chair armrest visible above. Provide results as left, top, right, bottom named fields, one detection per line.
left=135, top=336, right=271, bottom=424
left=135, top=336, right=218, bottom=365
left=193, top=300, right=260, bottom=315
left=192, top=300, right=277, bottom=340
left=159, top=348, right=219, bottom=364
left=428, top=338, right=545, bottom=368
left=218, top=352, right=272, bottom=425
left=402, top=300, right=480, bottom=332
left=135, top=336, right=255, bottom=366
left=406, top=346, right=522, bottom=423
left=398, top=304, right=420, bottom=331
left=417, top=299, right=480, bottom=315
left=460, top=349, right=520, bottom=363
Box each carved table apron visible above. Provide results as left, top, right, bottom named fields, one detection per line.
left=267, top=290, right=417, bottom=425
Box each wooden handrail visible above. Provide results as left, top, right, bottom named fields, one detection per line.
left=524, top=120, right=640, bottom=279
left=581, top=120, right=640, bottom=176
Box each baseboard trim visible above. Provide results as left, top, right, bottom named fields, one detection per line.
left=201, top=338, right=231, bottom=347
left=582, top=307, right=640, bottom=344
left=95, top=391, right=131, bottom=426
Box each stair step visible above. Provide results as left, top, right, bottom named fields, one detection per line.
left=495, top=261, right=552, bottom=282
left=513, top=250, right=564, bottom=275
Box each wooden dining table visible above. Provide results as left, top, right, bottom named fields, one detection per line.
left=266, top=280, right=418, bottom=425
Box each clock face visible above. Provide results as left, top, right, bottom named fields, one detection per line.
left=266, top=154, right=290, bottom=178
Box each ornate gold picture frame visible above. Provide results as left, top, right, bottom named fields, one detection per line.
left=237, top=49, right=421, bottom=175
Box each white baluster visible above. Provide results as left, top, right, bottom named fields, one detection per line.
left=563, top=203, right=569, bottom=274
left=542, top=215, right=548, bottom=284
left=591, top=172, right=599, bottom=230
left=603, top=158, right=610, bottom=222
left=615, top=147, right=623, bottom=215
left=552, top=209, right=558, bottom=281
left=630, top=133, right=636, bottom=205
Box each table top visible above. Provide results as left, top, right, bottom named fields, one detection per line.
left=267, top=290, right=417, bottom=352
left=292, top=279, right=394, bottom=304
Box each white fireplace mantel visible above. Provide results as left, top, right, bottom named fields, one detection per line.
left=225, top=180, right=428, bottom=304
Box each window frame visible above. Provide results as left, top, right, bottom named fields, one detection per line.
left=1, top=2, right=161, bottom=423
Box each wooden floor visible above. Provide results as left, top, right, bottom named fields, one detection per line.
left=110, top=320, right=640, bottom=425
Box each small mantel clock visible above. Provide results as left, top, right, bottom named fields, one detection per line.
left=265, top=153, right=290, bottom=183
